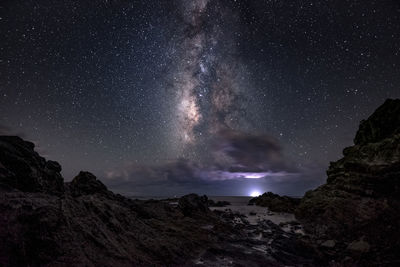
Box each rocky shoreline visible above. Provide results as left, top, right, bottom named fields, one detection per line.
left=0, top=99, right=399, bottom=266
left=249, top=99, right=400, bottom=266
left=0, top=135, right=320, bottom=266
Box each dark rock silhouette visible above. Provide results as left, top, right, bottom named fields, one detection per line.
left=0, top=136, right=64, bottom=194
left=68, top=171, right=110, bottom=197
left=249, top=192, right=300, bottom=213
left=296, top=99, right=400, bottom=264
left=178, top=193, right=210, bottom=216
left=0, top=136, right=219, bottom=266
left=354, top=99, right=400, bottom=145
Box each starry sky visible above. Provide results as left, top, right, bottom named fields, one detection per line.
left=1, top=0, right=400, bottom=196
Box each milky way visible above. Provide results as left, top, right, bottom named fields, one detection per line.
left=1, top=0, right=400, bottom=196
left=168, top=0, right=255, bottom=161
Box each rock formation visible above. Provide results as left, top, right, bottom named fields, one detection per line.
left=0, top=136, right=64, bottom=194
left=0, top=135, right=318, bottom=266
left=296, top=99, right=400, bottom=263
left=178, top=193, right=210, bottom=216
left=67, top=171, right=110, bottom=197
left=0, top=136, right=225, bottom=266
left=248, top=192, right=300, bottom=213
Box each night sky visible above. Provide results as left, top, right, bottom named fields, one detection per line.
left=1, top=0, right=400, bottom=196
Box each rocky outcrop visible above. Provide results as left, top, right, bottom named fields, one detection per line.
left=68, top=171, right=110, bottom=197
left=178, top=193, right=210, bottom=216
left=249, top=192, right=300, bottom=213
left=0, top=136, right=64, bottom=194
left=0, top=135, right=322, bottom=266
left=296, top=99, right=400, bottom=263
left=0, top=136, right=220, bottom=266
left=354, top=99, right=400, bottom=145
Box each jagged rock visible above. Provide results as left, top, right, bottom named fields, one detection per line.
left=68, top=171, right=109, bottom=197
left=0, top=136, right=64, bottom=194
left=296, top=99, right=400, bottom=264
left=354, top=99, right=400, bottom=145
left=249, top=192, right=300, bottom=213
left=178, top=193, right=210, bottom=216
left=0, top=136, right=227, bottom=266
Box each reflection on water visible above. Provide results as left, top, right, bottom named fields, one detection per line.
left=209, top=196, right=297, bottom=225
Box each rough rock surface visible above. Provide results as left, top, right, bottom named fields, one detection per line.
left=178, top=193, right=210, bottom=216
left=0, top=136, right=64, bottom=194
left=354, top=98, right=400, bottom=145
left=67, top=171, right=110, bottom=197
left=0, top=135, right=320, bottom=266
left=296, top=99, right=400, bottom=264
left=249, top=192, right=300, bottom=213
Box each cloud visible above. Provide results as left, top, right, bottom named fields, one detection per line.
left=103, top=158, right=322, bottom=197
left=102, top=129, right=317, bottom=196
left=103, top=158, right=212, bottom=196
left=105, top=158, right=206, bottom=187
left=213, top=128, right=296, bottom=173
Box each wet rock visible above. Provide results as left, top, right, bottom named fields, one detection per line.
left=249, top=192, right=300, bottom=212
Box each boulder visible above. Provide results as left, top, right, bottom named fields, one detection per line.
left=68, top=171, right=109, bottom=197
left=178, top=194, right=210, bottom=216
left=249, top=192, right=300, bottom=213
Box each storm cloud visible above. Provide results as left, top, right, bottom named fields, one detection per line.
left=103, top=130, right=318, bottom=196
left=213, top=129, right=295, bottom=173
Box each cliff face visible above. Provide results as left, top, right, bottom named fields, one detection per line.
left=296, top=99, right=400, bottom=259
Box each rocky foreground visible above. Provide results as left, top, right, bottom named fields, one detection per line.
left=0, top=99, right=399, bottom=266
left=250, top=99, right=400, bottom=266
left=0, top=136, right=320, bottom=266
left=296, top=99, right=400, bottom=265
